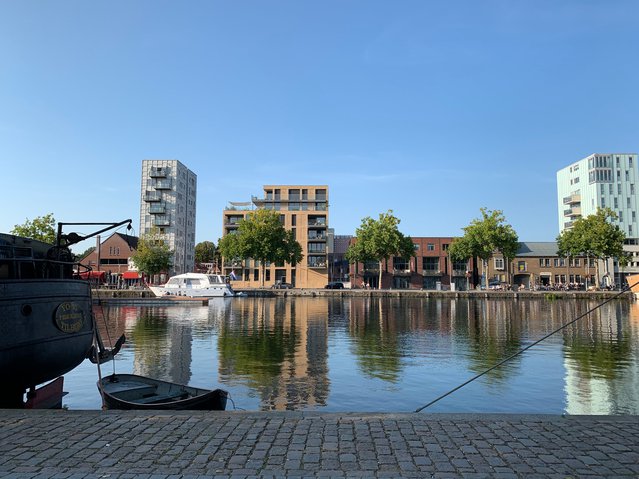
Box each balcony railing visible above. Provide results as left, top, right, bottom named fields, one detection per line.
left=154, top=179, right=172, bottom=190
left=149, top=204, right=166, bottom=214
left=308, top=219, right=327, bottom=227
left=144, top=191, right=162, bottom=202
left=422, top=269, right=442, bottom=276
left=563, top=194, right=581, bottom=205
left=153, top=215, right=171, bottom=227
left=149, top=167, right=167, bottom=178
left=308, top=233, right=327, bottom=240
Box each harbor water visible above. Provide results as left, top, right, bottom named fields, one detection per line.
left=63, top=296, right=639, bottom=414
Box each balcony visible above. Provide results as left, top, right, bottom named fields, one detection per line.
left=564, top=206, right=581, bottom=217
left=153, top=215, right=171, bottom=227
left=149, top=167, right=167, bottom=178
left=149, top=204, right=166, bottom=214
left=563, top=194, right=581, bottom=205
left=308, top=217, right=327, bottom=227
left=144, top=191, right=162, bottom=202
left=422, top=269, right=442, bottom=276
left=308, top=232, right=327, bottom=241
left=393, top=268, right=411, bottom=276
left=308, top=255, right=327, bottom=268
left=308, top=245, right=326, bottom=254
left=154, top=179, right=172, bottom=190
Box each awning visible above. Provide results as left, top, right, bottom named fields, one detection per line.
left=79, top=271, right=106, bottom=280
left=122, top=271, right=141, bottom=279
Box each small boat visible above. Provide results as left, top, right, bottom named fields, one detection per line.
left=149, top=272, right=237, bottom=297
left=98, top=373, right=228, bottom=410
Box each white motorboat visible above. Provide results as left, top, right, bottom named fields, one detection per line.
left=149, top=273, right=236, bottom=297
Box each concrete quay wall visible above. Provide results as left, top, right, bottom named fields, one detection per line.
left=1, top=410, right=637, bottom=478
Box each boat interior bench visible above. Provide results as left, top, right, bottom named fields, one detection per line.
left=134, top=391, right=190, bottom=404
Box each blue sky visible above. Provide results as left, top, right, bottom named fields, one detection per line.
left=1, top=1, right=638, bottom=249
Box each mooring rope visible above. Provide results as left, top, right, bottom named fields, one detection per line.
left=414, top=282, right=637, bottom=413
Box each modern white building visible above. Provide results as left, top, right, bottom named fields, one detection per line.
left=557, top=153, right=639, bottom=285
left=140, top=159, right=197, bottom=277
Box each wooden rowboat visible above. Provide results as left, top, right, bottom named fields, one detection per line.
left=98, top=373, right=228, bottom=410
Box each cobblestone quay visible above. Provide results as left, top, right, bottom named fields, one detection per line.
left=1, top=411, right=638, bottom=478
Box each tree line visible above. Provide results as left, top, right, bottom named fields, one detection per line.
left=10, top=207, right=628, bottom=288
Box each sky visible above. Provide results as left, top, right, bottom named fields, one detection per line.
left=1, top=1, right=638, bottom=251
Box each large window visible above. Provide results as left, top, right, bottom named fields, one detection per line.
left=494, top=258, right=504, bottom=270
left=423, top=257, right=439, bottom=273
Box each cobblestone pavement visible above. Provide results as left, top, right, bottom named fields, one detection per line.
left=0, top=410, right=638, bottom=478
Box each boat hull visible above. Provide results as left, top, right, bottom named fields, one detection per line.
left=149, top=286, right=233, bottom=298
left=0, top=279, right=94, bottom=396
left=98, top=373, right=228, bottom=411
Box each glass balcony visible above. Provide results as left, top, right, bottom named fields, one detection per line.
left=154, top=179, right=172, bottom=190
left=153, top=215, right=171, bottom=226
left=149, top=204, right=166, bottom=214
left=149, top=167, right=167, bottom=178
left=144, top=191, right=162, bottom=202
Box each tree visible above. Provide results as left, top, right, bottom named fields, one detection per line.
left=345, top=210, right=414, bottom=289
left=557, top=208, right=626, bottom=287
left=130, top=228, right=173, bottom=280
left=10, top=213, right=56, bottom=244
left=217, top=209, right=303, bottom=287
left=195, top=241, right=216, bottom=265
left=450, top=208, right=519, bottom=288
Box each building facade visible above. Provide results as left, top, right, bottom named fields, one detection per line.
left=557, top=153, right=639, bottom=285
left=79, top=232, right=143, bottom=287
left=349, top=237, right=475, bottom=290
left=140, top=159, right=197, bottom=277
left=222, top=185, right=329, bottom=288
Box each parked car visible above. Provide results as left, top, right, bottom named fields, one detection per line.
left=325, top=282, right=344, bottom=289
left=272, top=282, right=293, bottom=289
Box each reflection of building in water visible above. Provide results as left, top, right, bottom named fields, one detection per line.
left=129, top=307, right=194, bottom=385
left=217, top=298, right=329, bottom=410
left=564, top=302, right=639, bottom=414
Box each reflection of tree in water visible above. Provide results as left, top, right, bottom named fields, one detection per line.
left=217, top=298, right=329, bottom=410
left=349, top=298, right=406, bottom=382
left=461, top=299, right=524, bottom=382
left=127, top=307, right=192, bottom=385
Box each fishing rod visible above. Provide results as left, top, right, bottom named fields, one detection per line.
left=414, top=281, right=638, bottom=413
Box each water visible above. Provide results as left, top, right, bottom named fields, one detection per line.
left=63, top=297, right=639, bottom=414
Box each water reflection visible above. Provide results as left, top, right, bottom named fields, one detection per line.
left=73, top=297, right=639, bottom=413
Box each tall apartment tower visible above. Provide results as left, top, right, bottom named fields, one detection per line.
left=222, top=185, right=329, bottom=288
left=557, top=153, right=639, bottom=283
left=140, top=159, right=197, bottom=276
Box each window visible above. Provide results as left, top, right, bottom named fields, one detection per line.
left=423, top=257, right=439, bottom=273
left=632, top=184, right=636, bottom=194
left=628, top=198, right=632, bottom=208
left=614, top=197, right=619, bottom=209
left=574, top=258, right=580, bottom=267
left=630, top=225, right=634, bottom=236
left=517, top=261, right=526, bottom=272
left=494, top=258, right=504, bottom=270
left=554, top=258, right=559, bottom=267
left=618, top=184, right=622, bottom=194
left=427, top=243, right=435, bottom=251
left=291, top=214, right=296, bottom=226
left=254, top=269, right=259, bottom=281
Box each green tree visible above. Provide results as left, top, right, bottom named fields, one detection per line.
left=345, top=210, right=415, bottom=289
left=10, top=213, right=56, bottom=244
left=557, top=208, right=626, bottom=287
left=130, top=228, right=173, bottom=279
left=195, top=241, right=216, bottom=264
left=451, top=208, right=519, bottom=288
left=448, top=235, right=475, bottom=289
left=217, top=209, right=303, bottom=287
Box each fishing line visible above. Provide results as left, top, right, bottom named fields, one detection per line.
left=414, top=282, right=637, bottom=413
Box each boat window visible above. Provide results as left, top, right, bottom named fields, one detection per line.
left=189, top=279, right=201, bottom=286
left=208, top=275, right=221, bottom=283
left=167, top=278, right=181, bottom=285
